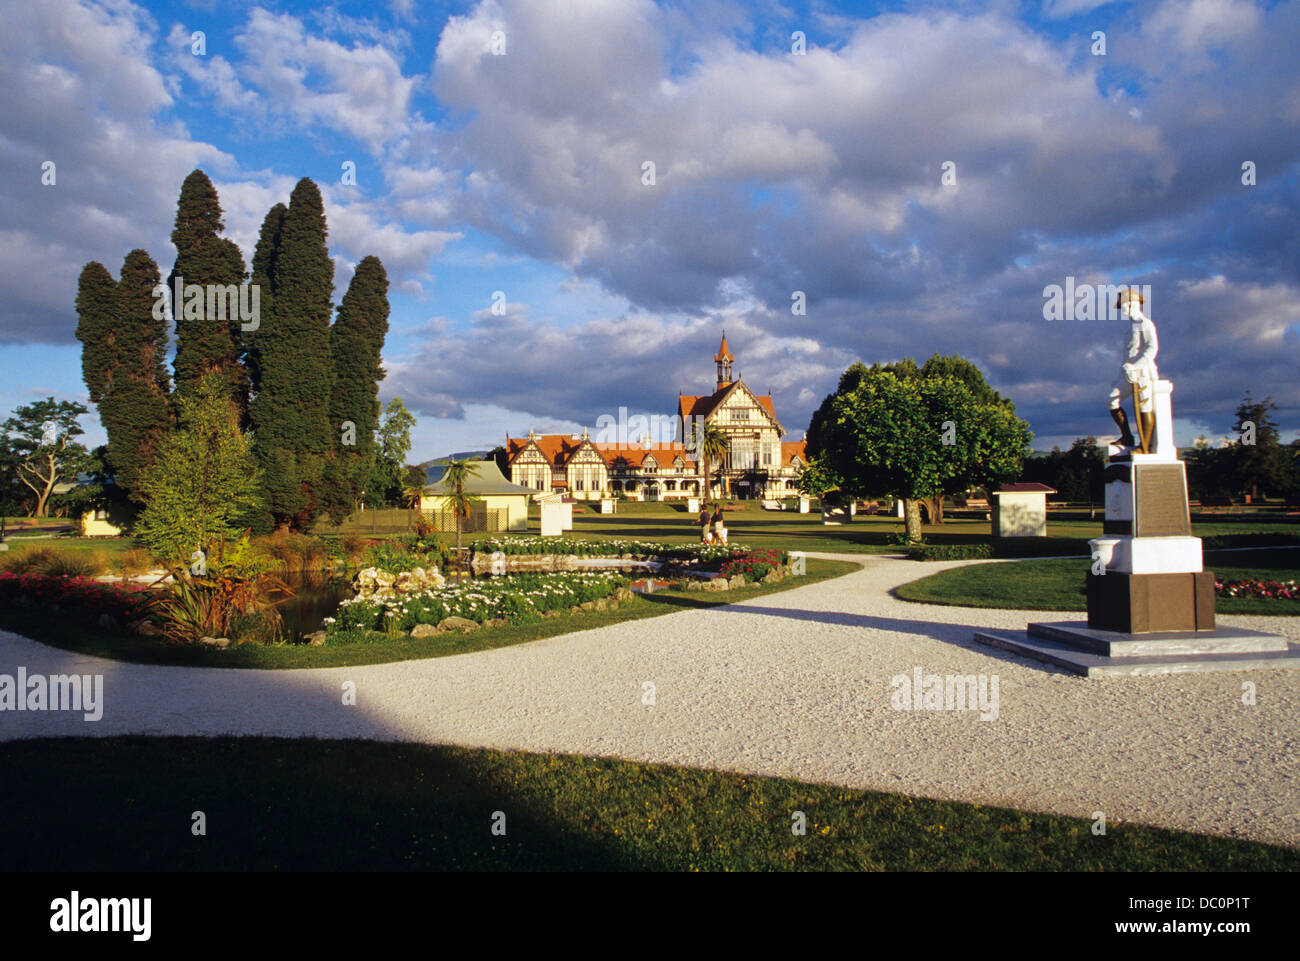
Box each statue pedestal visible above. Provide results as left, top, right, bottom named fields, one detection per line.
left=1087, top=455, right=1214, bottom=633
left=972, top=379, right=1298, bottom=674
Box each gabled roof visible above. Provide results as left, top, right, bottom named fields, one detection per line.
left=593, top=443, right=695, bottom=469
left=678, top=381, right=782, bottom=433
left=782, top=440, right=807, bottom=464
left=506, top=434, right=592, bottom=467
left=423, top=460, right=537, bottom=495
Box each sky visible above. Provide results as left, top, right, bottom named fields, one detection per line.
left=2, top=0, right=1298, bottom=461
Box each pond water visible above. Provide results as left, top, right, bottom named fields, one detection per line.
left=275, top=572, right=352, bottom=641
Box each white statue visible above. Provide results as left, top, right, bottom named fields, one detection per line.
left=1108, top=287, right=1157, bottom=452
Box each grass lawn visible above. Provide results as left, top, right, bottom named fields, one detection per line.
left=4, top=737, right=1294, bottom=871
left=894, top=548, right=1300, bottom=615
left=511, top=502, right=1297, bottom=557
left=0, top=558, right=858, bottom=669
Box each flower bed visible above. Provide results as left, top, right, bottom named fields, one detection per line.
left=329, top=570, right=630, bottom=635
left=472, top=536, right=751, bottom=567
left=1215, top=577, right=1299, bottom=600
left=718, top=549, right=786, bottom=582
left=0, top=572, right=149, bottom=622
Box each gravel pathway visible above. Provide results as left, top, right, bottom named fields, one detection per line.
left=2, top=552, right=1298, bottom=847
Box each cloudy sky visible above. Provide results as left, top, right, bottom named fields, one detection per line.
left=3, top=0, right=1298, bottom=459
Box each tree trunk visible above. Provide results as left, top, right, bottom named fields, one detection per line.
left=903, top=498, right=923, bottom=543
left=925, top=496, right=944, bottom=525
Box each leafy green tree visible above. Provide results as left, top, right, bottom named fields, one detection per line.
left=249, top=178, right=334, bottom=529
left=168, top=170, right=249, bottom=409
left=1021, top=436, right=1105, bottom=505
left=135, top=374, right=265, bottom=566
left=323, top=256, right=390, bottom=520
left=1227, top=394, right=1282, bottom=501
left=0, top=399, right=93, bottom=517
left=808, top=359, right=1031, bottom=542
left=795, top=454, right=842, bottom=503
left=368, top=398, right=416, bottom=506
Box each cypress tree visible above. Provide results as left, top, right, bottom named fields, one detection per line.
left=74, top=262, right=118, bottom=406
left=244, top=202, right=287, bottom=398
left=109, top=250, right=174, bottom=497
left=322, top=256, right=390, bottom=519
left=169, top=169, right=248, bottom=411
left=249, top=178, right=334, bottom=530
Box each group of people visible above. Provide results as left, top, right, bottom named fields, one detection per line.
left=697, top=503, right=728, bottom=545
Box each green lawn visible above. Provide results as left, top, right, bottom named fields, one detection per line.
left=4, top=737, right=1294, bottom=871
left=0, top=558, right=858, bottom=669
left=894, top=549, right=1300, bottom=615
left=503, top=503, right=1299, bottom=558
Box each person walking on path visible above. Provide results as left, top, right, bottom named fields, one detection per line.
left=698, top=505, right=713, bottom=543
left=711, top=504, right=727, bottom=545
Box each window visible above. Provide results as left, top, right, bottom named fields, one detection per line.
left=763, top=450, right=772, bottom=466
left=735, top=408, right=750, bottom=420
left=575, top=477, right=584, bottom=491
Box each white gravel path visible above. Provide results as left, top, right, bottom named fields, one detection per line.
left=2, top=552, right=1298, bottom=847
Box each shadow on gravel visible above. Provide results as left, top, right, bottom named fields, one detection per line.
left=673, top=601, right=1072, bottom=672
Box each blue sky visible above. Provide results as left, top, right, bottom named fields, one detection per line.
left=2, top=0, right=1298, bottom=460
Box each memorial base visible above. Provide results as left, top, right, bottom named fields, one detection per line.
left=972, top=622, right=1300, bottom=677
left=1086, top=571, right=1216, bottom=633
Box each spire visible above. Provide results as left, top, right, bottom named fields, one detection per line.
left=714, top=331, right=734, bottom=362
left=714, top=331, right=734, bottom=388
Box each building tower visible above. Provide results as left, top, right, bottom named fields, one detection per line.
left=715, top=332, right=734, bottom=388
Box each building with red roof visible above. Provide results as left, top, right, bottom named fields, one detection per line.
left=506, top=334, right=808, bottom=501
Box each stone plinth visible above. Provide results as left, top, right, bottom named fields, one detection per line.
left=973, top=622, right=1300, bottom=677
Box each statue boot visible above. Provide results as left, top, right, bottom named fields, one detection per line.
left=1137, top=409, right=1156, bottom=452
left=1110, top=406, right=1136, bottom=449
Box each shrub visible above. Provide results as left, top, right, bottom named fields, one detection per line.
left=906, top=543, right=994, bottom=561
left=0, top=572, right=149, bottom=622
left=0, top=546, right=59, bottom=575
left=114, top=548, right=154, bottom=579
left=39, top=553, right=100, bottom=578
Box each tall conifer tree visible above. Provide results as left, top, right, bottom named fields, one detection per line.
left=244, top=202, right=287, bottom=398
left=169, top=169, right=248, bottom=411
left=249, top=178, right=334, bottom=529
left=75, top=262, right=118, bottom=406
left=109, top=250, right=174, bottom=496
left=322, top=255, right=390, bottom=519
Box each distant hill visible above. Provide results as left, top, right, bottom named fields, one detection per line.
left=417, top=450, right=493, bottom=469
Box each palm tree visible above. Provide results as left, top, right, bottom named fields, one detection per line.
left=401, top=485, right=423, bottom=509
left=689, top=422, right=730, bottom=501
left=439, top=457, right=480, bottom=554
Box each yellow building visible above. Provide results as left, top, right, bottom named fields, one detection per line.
left=420, top=460, right=536, bottom=532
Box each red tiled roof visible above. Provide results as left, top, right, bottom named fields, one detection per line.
left=677, top=383, right=777, bottom=423
left=510, top=434, right=696, bottom=471
left=781, top=440, right=807, bottom=464
left=593, top=443, right=695, bottom=469
left=506, top=434, right=588, bottom=467
left=995, top=482, right=1057, bottom=494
